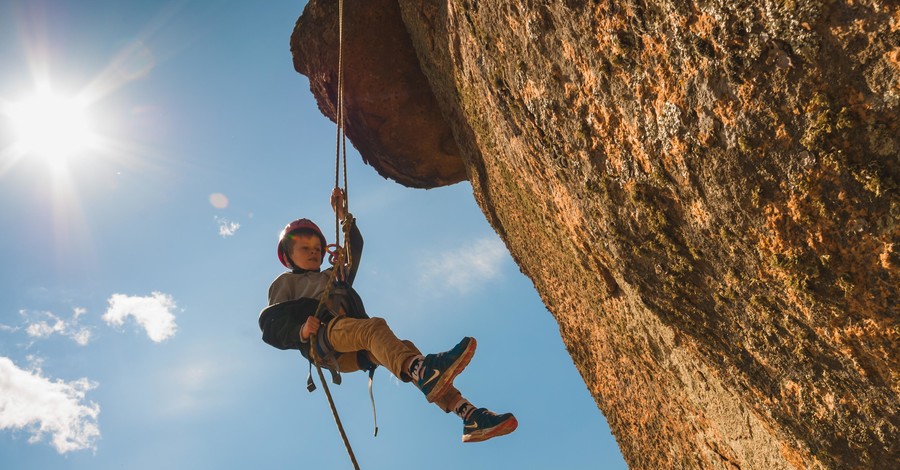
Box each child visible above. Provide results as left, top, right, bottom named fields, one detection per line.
left=261, top=189, right=517, bottom=443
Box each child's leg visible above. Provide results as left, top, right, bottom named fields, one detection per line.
left=433, top=379, right=519, bottom=443
left=397, top=346, right=471, bottom=416
left=335, top=351, right=376, bottom=373
left=335, top=353, right=361, bottom=372
left=327, top=320, right=516, bottom=442
left=434, top=386, right=463, bottom=414
left=326, top=316, right=419, bottom=381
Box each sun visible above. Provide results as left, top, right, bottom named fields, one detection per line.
left=5, top=89, right=98, bottom=167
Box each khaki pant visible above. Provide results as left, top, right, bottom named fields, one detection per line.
left=326, top=316, right=462, bottom=413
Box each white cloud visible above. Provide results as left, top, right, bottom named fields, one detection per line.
left=25, top=320, right=63, bottom=338
left=0, top=356, right=100, bottom=454
left=418, top=237, right=509, bottom=294
left=73, top=307, right=86, bottom=320
left=102, top=292, right=178, bottom=342
left=21, top=309, right=92, bottom=346
left=68, top=330, right=92, bottom=347
left=215, top=216, right=240, bottom=237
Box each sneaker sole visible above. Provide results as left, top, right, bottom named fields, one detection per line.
left=462, top=415, right=518, bottom=443
left=426, top=337, right=477, bottom=402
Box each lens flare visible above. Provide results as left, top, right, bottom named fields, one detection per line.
left=209, top=192, right=229, bottom=209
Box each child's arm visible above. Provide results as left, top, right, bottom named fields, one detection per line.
left=300, top=315, right=320, bottom=341
left=259, top=298, right=318, bottom=351
left=331, top=187, right=347, bottom=220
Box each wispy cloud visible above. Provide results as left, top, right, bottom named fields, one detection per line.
left=215, top=216, right=240, bottom=237
left=161, top=359, right=229, bottom=415
left=21, top=308, right=92, bottom=346
left=418, top=237, right=509, bottom=294
left=0, top=357, right=100, bottom=454
left=102, top=292, right=178, bottom=342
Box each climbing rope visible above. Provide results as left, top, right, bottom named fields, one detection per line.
left=308, top=249, right=360, bottom=470
left=306, top=0, right=362, bottom=468
left=308, top=244, right=360, bottom=470
left=333, top=0, right=350, bottom=252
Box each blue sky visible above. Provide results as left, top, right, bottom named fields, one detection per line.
left=0, top=1, right=626, bottom=468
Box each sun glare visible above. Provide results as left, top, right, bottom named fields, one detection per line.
left=7, top=91, right=97, bottom=166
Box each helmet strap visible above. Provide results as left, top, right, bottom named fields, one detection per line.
left=280, top=240, right=299, bottom=271
left=291, top=267, right=322, bottom=274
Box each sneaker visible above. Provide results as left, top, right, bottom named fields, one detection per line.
left=462, top=408, right=518, bottom=443
left=417, top=337, right=477, bottom=402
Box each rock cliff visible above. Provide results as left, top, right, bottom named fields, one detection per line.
left=291, top=1, right=898, bottom=468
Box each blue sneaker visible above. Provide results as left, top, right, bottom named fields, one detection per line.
left=417, top=337, right=476, bottom=402
left=463, top=408, right=518, bottom=443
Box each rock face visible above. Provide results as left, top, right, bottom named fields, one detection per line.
left=291, top=1, right=898, bottom=468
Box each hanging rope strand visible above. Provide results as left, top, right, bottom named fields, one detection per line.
left=308, top=245, right=360, bottom=470
left=311, top=346, right=359, bottom=469
left=333, top=0, right=345, bottom=246
left=331, top=0, right=354, bottom=278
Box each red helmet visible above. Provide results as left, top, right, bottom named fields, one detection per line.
left=277, top=218, right=327, bottom=268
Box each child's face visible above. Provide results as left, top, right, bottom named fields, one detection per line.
left=288, top=233, right=323, bottom=270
